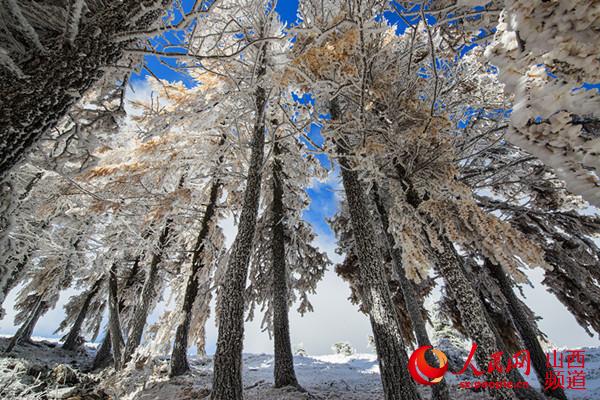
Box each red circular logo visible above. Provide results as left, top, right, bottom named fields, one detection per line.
left=408, top=346, right=449, bottom=385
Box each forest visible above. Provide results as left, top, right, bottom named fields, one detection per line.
left=0, top=0, right=599, bottom=399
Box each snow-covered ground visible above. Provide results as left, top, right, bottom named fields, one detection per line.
left=1, top=337, right=599, bottom=399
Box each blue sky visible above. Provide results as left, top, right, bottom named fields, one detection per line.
left=130, top=0, right=300, bottom=86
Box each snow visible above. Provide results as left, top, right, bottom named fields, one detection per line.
left=1, top=336, right=600, bottom=399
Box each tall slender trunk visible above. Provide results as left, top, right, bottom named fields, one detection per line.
left=170, top=137, right=225, bottom=377
left=372, top=186, right=449, bottom=400
left=433, top=238, right=516, bottom=400
left=478, top=289, right=546, bottom=400
left=107, top=263, right=124, bottom=371
left=487, top=260, right=568, bottom=400
left=121, top=220, right=172, bottom=365
left=331, top=99, right=420, bottom=400
left=62, top=278, right=103, bottom=350
left=4, top=295, right=46, bottom=352
left=211, top=41, right=268, bottom=400
left=169, top=184, right=220, bottom=375
left=92, top=257, right=141, bottom=369
left=271, top=140, right=300, bottom=388
left=463, top=257, right=546, bottom=400
left=92, top=330, right=112, bottom=370
left=393, top=163, right=516, bottom=400
left=337, top=162, right=420, bottom=400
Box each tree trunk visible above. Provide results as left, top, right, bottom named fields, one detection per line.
left=170, top=137, right=225, bottom=377
left=331, top=100, right=419, bottom=400
left=62, top=278, right=103, bottom=350
left=433, top=238, right=516, bottom=400
left=465, top=260, right=546, bottom=400
left=169, top=183, right=220, bottom=375
left=92, top=257, right=142, bottom=369
left=121, top=220, right=172, bottom=365
left=107, top=263, right=124, bottom=371
left=487, top=260, right=568, bottom=400
left=271, top=140, right=300, bottom=389
left=340, top=169, right=421, bottom=399
left=479, top=289, right=546, bottom=400
left=211, top=42, right=268, bottom=400
left=372, top=186, right=449, bottom=400
left=337, top=163, right=420, bottom=400
left=0, top=0, right=169, bottom=177
left=393, top=162, right=516, bottom=400
left=4, top=295, right=46, bottom=353
left=92, top=330, right=113, bottom=370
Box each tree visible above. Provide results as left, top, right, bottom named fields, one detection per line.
left=0, top=165, right=45, bottom=317
left=486, top=0, right=600, bottom=207
left=4, top=229, right=80, bottom=352
left=0, top=72, right=129, bottom=317
left=107, top=262, right=125, bottom=371
left=61, top=277, right=103, bottom=351
left=245, top=114, right=329, bottom=388
left=121, top=215, right=174, bottom=365
left=390, top=0, right=600, bottom=207
left=270, top=137, right=299, bottom=388
left=157, top=71, right=251, bottom=377
left=289, top=2, right=426, bottom=398
left=92, top=257, right=144, bottom=370
left=291, top=4, right=556, bottom=397
left=0, top=0, right=223, bottom=177
left=371, top=185, right=450, bottom=400
left=336, top=139, right=421, bottom=400
left=169, top=138, right=226, bottom=376
left=211, top=28, right=269, bottom=400
left=486, top=259, right=567, bottom=400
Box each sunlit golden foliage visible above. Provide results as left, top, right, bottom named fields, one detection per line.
left=285, top=27, right=359, bottom=85
left=84, top=162, right=148, bottom=179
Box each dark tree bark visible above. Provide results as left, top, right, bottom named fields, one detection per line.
left=121, top=220, right=172, bottom=365
left=469, top=268, right=546, bottom=400
left=4, top=295, right=47, bottom=353
left=271, top=140, right=300, bottom=389
left=330, top=100, right=420, bottom=400
left=92, top=330, right=113, bottom=370
left=371, top=186, right=449, bottom=400
left=170, top=137, right=225, bottom=377
left=393, top=162, right=516, bottom=400
left=0, top=0, right=170, bottom=177
left=211, top=41, right=268, bottom=400
left=169, top=186, right=220, bottom=375
left=432, top=238, right=516, bottom=400
left=480, top=294, right=546, bottom=400
left=487, top=260, right=568, bottom=400
left=107, top=263, right=125, bottom=371
left=337, top=162, right=420, bottom=400
left=92, top=257, right=142, bottom=369
left=62, top=278, right=103, bottom=350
